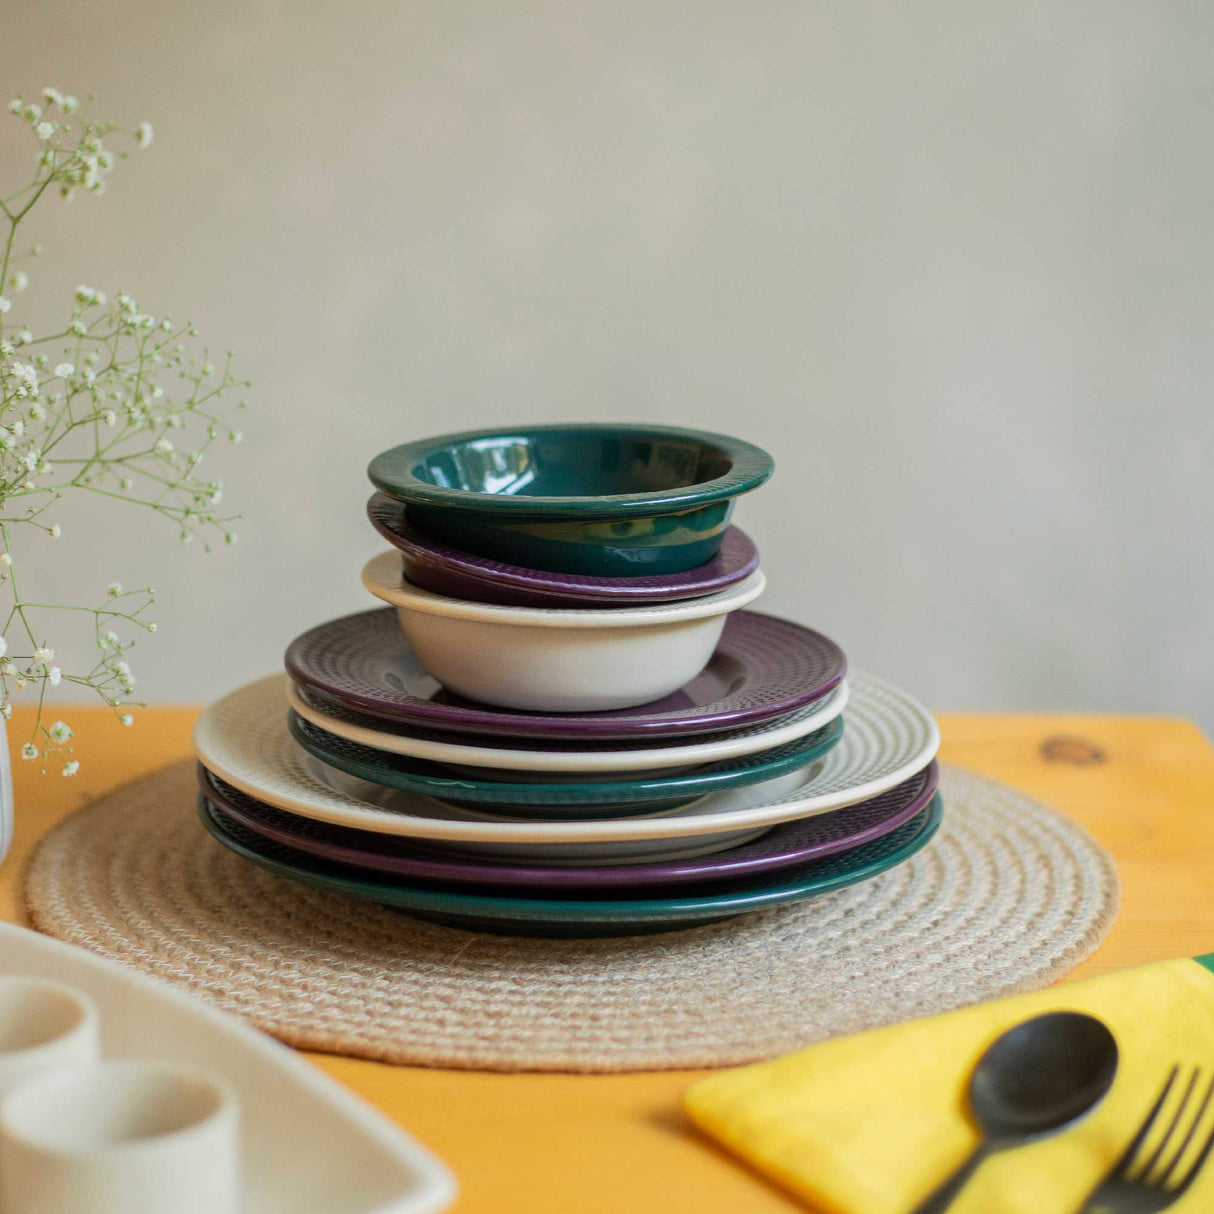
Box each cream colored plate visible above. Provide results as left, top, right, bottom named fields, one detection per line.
left=193, top=673, right=939, bottom=846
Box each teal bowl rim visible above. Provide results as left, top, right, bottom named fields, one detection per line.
left=286, top=711, right=844, bottom=814
left=197, top=793, right=943, bottom=922
left=367, top=423, right=775, bottom=519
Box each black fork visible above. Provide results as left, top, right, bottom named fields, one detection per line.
left=1076, top=1067, right=1214, bottom=1213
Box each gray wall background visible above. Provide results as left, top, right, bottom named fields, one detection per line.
left=3, top=0, right=1212, bottom=733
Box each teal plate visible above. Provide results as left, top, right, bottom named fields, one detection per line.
left=287, top=711, right=845, bottom=817
left=198, top=793, right=944, bottom=938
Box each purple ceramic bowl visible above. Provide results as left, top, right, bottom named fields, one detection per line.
left=367, top=493, right=760, bottom=607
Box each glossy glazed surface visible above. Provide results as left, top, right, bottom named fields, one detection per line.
left=367, top=424, right=774, bottom=517
left=285, top=711, right=845, bottom=816
left=286, top=678, right=848, bottom=773
left=198, top=794, right=944, bottom=936
left=198, top=762, right=938, bottom=890
left=361, top=554, right=766, bottom=712
left=367, top=496, right=761, bottom=607
left=191, top=672, right=937, bottom=846
left=284, top=607, right=846, bottom=740
left=368, top=424, right=773, bottom=575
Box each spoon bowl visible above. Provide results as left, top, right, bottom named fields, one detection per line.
left=971, top=1010, right=1120, bottom=1140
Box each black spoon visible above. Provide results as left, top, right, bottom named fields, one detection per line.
left=910, top=1011, right=1119, bottom=1214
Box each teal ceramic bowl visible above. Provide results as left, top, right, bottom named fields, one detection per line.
left=367, top=424, right=775, bottom=576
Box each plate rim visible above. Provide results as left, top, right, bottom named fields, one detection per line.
left=198, top=761, right=940, bottom=889
left=191, top=672, right=940, bottom=844
left=284, top=607, right=847, bottom=740
left=198, top=793, right=944, bottom=922
left=285, top=679, right=850, bottom=773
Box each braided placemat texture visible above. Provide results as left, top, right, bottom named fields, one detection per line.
left=23, top=759, right=1119, bottom=1073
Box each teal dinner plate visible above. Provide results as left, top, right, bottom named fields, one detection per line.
left=197, top=793, right=944, bottom=937
left=367, top=424, right=775, bottom=575
left=287, top=710, right=845, bottom=817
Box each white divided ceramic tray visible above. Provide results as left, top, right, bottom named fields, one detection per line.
left=286, top=677, right=849, bottom=773
left=0, top=921, right=454, bottom=1214
left=194, top=672, right=940, bottom=865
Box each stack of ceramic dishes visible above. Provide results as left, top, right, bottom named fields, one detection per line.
left=193, top=424, right=943, bottom=936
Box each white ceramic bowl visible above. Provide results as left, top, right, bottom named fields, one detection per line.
left=360, top=551, right=766, bottom=712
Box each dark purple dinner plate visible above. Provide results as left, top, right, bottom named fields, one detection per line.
left=197, top=761, right=938, bottom=892
left=367, top=494, right=761, bottom=608
left=284, top=607, right=847, bottom=742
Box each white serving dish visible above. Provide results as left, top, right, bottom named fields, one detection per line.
left=287, top=676, right=847, bottom=775
left=0, top=922, right=454, bottom=1214
left=361, top=551, right=766, bottom=712
left=194, top=673, right=939, bottom=860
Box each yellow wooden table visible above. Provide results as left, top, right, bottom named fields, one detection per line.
left=5, top=707, right=1214, bottom=1213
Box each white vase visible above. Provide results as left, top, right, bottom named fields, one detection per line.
left=0, top=720, right=12, bottom=863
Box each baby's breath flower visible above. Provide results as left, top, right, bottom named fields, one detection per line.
left=0, top=636, right=5, bottom=656
left=48, top=720, right=72, bottom=743
left=33, top=644, right=54, bottom=663
left=35, top=121, right=55, bottom=141
left=0, top=554, right=10, bottom=568
left=42, top=87, right=63, bottom=107
left=102, top=630, right=119, bottom=646
left=13, top=676, right=27, bottom=692
left=23, top=103, right=41, bottom=123
left=75, top=285, right=105, bottom=306
left=119, top=713, right=133, bottom=726
left=224, top=532, right=238, bottom=545
left=147, top=622, right=158, bottom=632
left=61, top=96, right=78, bottom=114
left=9, top=270, right=28, bottom=293
left=136, top=121, right=154, bottom=149
left=102, top=409, right=116, bottom=426
left=21, top=742, right=37, bottom=761
left=107, top=582, right=124, bottom=597
left=61, top=760, right=79, bottom=777
left=7, top=100, right=22, bottom=116
left=54, top=362, right=74, bottom=378
left=47, top=666, right=61, bottom=686
left=0, top=297, right=11, bottom=313
left=47, top=523, right=61, bottom=539
left=154, top=437, right=173, bottom=455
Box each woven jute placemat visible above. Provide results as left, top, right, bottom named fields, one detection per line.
left=24, top=760, right=1118, bottom=1073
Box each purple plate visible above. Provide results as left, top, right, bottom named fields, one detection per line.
left=198, top=761, right=938, bottom=892
left=367, top=493, right=760, bottom=607
left=285, top=607, right=847, bottom=741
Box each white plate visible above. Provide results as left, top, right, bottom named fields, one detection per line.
left=194, top=673, right=939, bottom=851
left=286, top=677, right=848, bottom=774
left=0, top=922, right=454, bottom=1214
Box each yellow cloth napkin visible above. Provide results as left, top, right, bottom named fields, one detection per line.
left=684, top=957, right=1214, bottom=1213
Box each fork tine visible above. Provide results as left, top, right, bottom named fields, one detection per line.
left=1113, top=1066, right=1181, bottom=1179
left=1173, top=1077, right=1214, bottom=1197
left=1135, top=1068, right=1199, bottom=1179
left=1158, top=1071, right=1214, bottom=1188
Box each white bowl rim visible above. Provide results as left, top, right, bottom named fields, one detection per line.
left=361, top=552, right=766, bottom=627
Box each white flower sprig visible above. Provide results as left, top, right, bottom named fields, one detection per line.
left=0, top=89, right=248, bottom=774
